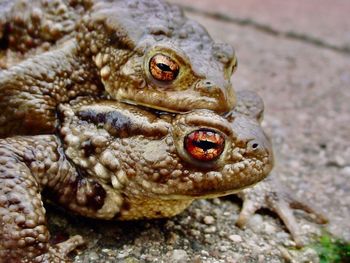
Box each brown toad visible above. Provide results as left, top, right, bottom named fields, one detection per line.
left=0, top=0, right=237, bottom=137
left=0, top=91, right=272, bottom=262
left=0, top=91, right=327, bottom=262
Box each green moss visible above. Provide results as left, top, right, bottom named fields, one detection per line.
left=311, top=234, right=350, bottom=263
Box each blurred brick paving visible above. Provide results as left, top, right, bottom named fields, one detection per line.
left=170, top=0, right=350, bottom=51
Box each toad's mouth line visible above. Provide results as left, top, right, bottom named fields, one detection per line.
left=156, top=182, right=260, bottom=201
left=121, top=99, right=184, bottom=114
left=121, top=98, right=229, bottom=116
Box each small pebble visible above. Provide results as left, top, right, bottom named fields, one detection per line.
left=228, top=234, right=243, bottom=243
left=258, top=255, right=265, bottom=262
left=263, top=222, right=276, bottom=235
left=340, top=166, right=350, bottom=177
left=204, top=226, right=217, bottom=233
left=87, top=252, right=99, bottom=261
left=170, top=249, right=188, bottom=263
left=334, top=155, right=346, bottom=166
left=219, top=245, right=228, bottom=252
left=203, top=215, right=215, bottom=225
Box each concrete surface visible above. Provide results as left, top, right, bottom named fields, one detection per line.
left=170, top=0, right=350, bottom=52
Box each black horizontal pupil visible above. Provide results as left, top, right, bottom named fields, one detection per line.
left=193, top=140, right=217, bottom=151
left=157, top=63, right=172, bottom=72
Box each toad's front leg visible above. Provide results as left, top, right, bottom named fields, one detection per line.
left=235, top=176, right=328, bottom=247
left=0, top=40, right=102, bottom=138
left=0, top=136, right=85, bottom=262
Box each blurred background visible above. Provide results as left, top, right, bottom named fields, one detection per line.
left=170, top=0, right=350, bottom=51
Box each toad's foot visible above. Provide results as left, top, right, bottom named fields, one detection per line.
left=235, top=176, right=328, bottom=247
left=35, top=235, right=85, bottom=263
left=44, top=235, right=85, bottom=263
left=4, top=236, right=84, bottom=263
left=0, top=137, right=86, bottom=263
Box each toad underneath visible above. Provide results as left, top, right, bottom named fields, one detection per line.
left=0, top=92, right=326, bottom=262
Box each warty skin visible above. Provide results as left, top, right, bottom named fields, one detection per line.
left=0, top=91, right=273, bottom=262
left=0, top=0, right=236, bottom=138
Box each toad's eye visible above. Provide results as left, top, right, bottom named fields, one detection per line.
left=185, top=129, right=225, bottom=161
left=149, top=54, right=179, bottom=81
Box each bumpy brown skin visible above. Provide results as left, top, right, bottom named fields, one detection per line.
left=0, top=0, right=237, bottom=138
left=0, top=136, right=86, bottom=262
left=0, top=91, right=273, bottom=262
left=0, top=0, right=93, bottom=68
left=0, top=0, right=92, bottom=53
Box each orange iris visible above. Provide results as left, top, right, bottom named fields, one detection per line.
left=185, top=129, right=225, bottom=161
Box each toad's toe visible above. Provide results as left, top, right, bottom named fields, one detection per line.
left=55, top=235, right=85, bottom=257
left=236, top=176, right=328, bottom=247
left=35, top=235, right=85, bottom=263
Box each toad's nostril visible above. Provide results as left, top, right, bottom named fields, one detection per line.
left=252, top=143, right=259, bottom=149
left=184, top=129, right=225, bottom=161
left=248, top=140, right=260, bottom=151
left=196, top=80, right=214, bottom=90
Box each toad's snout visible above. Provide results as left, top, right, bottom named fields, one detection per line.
left=184, top=129, right=225, bottom=162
